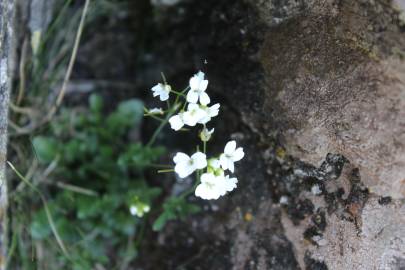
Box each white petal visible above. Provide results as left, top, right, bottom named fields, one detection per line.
left=149, top=108, right=163, bottom=114
left=227, top=160, right=235, bottom=173
left=191, top=152, right=207, bottom=169
left=200, top=172, right=215, bottom=183
left=169, top=115, right=184, bottom=131
left=195, top=183, right=218, bottom=200
left=224, top=176, right=238, bottom=192
left=159, top=91, right=169, bottom=101
left=187, top=103, right=200, bottom=111
left=224, top=141, right=236, bottom=155
left=195, top=184, right=207, bottom=199
left=219, top=154, right=229, bottom=170
left=199, top=80, right=208, bottom=91
left=232, top=147, right=245, bottom=162
left=196, top=173, right=221, bottom=200
left=215, top=176, right=227, bottom=196
left=173, top=152, right=190, bottom=164
left=189, top=76, right=200, bottom=90
left=194, top=108, right=208, bottom=121
left=198, top=115, right=210, bottom=124
left=175, top=162, right=195, bottom=178
left=183, top=111, right=198, bottom=126
left=199, top=92, right=210, bottom=106
left=208, top=103, right=220, bottom=117
left=187, top=90, right=199, bottom=103
left=151, top=83, right=163, bottom=94
left=196, top=71, right=205, bottom=80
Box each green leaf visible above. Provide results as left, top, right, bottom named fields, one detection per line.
left=30, top=215, right=52, bottom=239
left=76, top=196, right=101, bottom=219
left=89, top=94, right=103, bottom=112
left=32, top=136, right=58, bottom=163
left=152, top=211, right=175, bottom=232
left=117, top=99, right=144, bottom=124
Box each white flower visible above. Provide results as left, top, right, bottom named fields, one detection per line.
left=148, top=107, right=164, bottom=115
left=129, top=204, right=150, bottom=218
left=173, top=152, right=207, bottom=178
left=198, top=103, right=220, bottom=124
left=219, top=140, right=244, bottom=172
left=151, top=83, right=171, bottom=101
left=169, top=112, right=185, bottom=131
left=195, top=173, right=238, bottom=200
left=195, top=173, right=222, bottom=200
left=183, top=103, right=207, bottom=126
left=187, top=71, right=210, bottom=105
left=200, top=127, right=214, bottom=142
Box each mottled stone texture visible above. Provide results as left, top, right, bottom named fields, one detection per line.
left=0, top=0, right=13, bottom=267
left=243, top=0, right=405, bottom=269
left=257, top=0, right=405, bottom=200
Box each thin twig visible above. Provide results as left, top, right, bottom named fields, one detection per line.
left=16, top=37, right=29, bottom=105
left=9, top=103, right=36, bottom=115
left=42, top=180, right=99, bottom=197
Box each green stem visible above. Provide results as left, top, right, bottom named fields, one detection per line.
left=160, top=72, right=167, bottom=84
left=181, top=86, right=190, bottom=94
left=5, top=226, right=18, bottom=268
left=157, top=169, right=175, bottom=173
left=148, top=164, right=173, bottom=168
left=145, top=114, right=165, bottom=122
left=170, top=89, right=185, bottom=96
left=146, top=106, right=178, bottom=147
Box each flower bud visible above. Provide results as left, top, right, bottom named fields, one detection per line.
left=200, top=127, right=214, bottom=142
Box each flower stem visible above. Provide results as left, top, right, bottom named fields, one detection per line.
left=148, top=164, right=172, bottom=168
left=157, top=169, right=175, bottom=173
left=144, top=114, right=165, bottom=122
left=170, top=89, right=185, bottom=96
left=181, top=86, right=190, bottom=94
left=161, top=72, right=167, bottom=84
left=146, top=104, right=179, bottom=147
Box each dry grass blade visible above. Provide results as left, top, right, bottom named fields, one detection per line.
left=7, top=162, right=70, bottom=259
left=44, top=0, right=91, bottom=123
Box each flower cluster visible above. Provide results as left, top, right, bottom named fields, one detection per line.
left=168, top=72, right=219, bottom=131
left=129, top=197, right=151, bottom=218
left=147, top=71, right=244, bottom=200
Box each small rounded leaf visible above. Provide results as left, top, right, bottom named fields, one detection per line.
left=32, top=136, right=58, bottom=163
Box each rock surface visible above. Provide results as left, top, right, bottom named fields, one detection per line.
left=0, top=0, right=14, bottom=268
